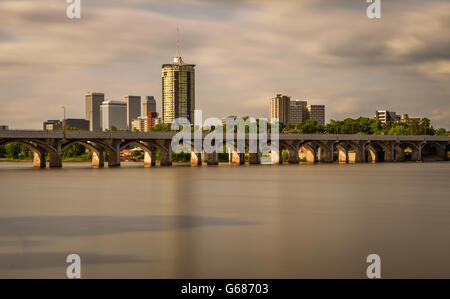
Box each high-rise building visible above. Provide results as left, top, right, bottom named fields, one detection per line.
left=375, top=110, right=400, bottom=123
left=142, top=96, right=157, bottom=117
left=307, top=105, right=325, bottom=125
left=124, top=95, right=141, bottom=130
left=289, top=100, right=307, bottom=125
left=270, top=94, right=290, bottom=125
left=100, top=100, right=128, bottom=131
left=85, top=92, right=104, bottom=131
left=161, top=48, right=195, bottom=125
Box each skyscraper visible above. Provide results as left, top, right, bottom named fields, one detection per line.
left=100, top=100, right=128, bottom=131
left=307, top=105, right=325, bottom=125
left=124, top=95, right=141, bottom=130
left=85, top=92, right=104, bottom=131
left=270, top=94, right=290, bottom=125
left=161, top=40, right=195, bottom=125
left=142, top=96, right=157, bottom=117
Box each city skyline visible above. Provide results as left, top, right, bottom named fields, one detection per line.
left=0, top=0, right=449, bottom=129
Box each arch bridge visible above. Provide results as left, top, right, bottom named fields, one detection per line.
left=0, top=130, right=448, bottom=168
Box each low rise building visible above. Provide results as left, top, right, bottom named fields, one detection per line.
left=131, top=117, right=149, bottom=132
left=0, top=125, right=8, bottom=130
left=43, top=120, right=62, bottom=131
left=63, top=118, right=89, bottom=130
left=375, top=110, right=401, bottom=123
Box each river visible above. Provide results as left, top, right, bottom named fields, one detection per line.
left=0, top=161, right=449, bottom=278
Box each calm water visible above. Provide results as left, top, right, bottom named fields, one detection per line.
left=0, top=161, right=449, bottom=278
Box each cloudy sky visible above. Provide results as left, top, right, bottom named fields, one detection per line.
left=1, top=0, right=449, bottom=129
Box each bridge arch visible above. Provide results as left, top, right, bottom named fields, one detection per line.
left=421, top=142, right=446, bottom=161
left=0, top=139, right=49, bottom=168
left=61, top=139, right=106, bottom=167
left=119, top=140, right=158, bottom=167
left=395, top=142, right=420, bottom=161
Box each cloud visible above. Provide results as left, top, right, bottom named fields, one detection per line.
left=0, top=0, right=449, bottom=129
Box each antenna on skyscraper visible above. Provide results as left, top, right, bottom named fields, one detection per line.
left=176, top=27, right=181, bottom=58
left=173, top=27, right=183, bottom=64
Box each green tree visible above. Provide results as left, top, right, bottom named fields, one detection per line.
left=5, top=143, right=22, bottom=159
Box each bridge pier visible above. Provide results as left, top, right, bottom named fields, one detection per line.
left=144, top=151, right=155, bottom=167
left=270, top=147, right=281, bottom=165
left=287, top=148, right=299, bottom=164
left=338, top=149, right=347, bottom=163
left=190, top=151, right=202, bottom=166
left=394, top=145, right=405, bottom=161
left=33, top=150, right=46, bottom=168
left=384, top=144, right=395, bottom=162
left=92, top=150, right=104, bottom=167
left=160, top=150, right=172, bottom=166
left=231, top=151, right=245, bottom=165
left=206, top=152, right=219, bottom=165
left=107, top=143, right=121, bottom=167
left=249, top=152, right=261, bottom=164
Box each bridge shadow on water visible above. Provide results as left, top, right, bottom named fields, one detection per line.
left=0, top=215, right=257, bottom=237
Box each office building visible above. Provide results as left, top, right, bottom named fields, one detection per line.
left=289, top=100, right=307, bottom=125
left=124, top=95, right=141, bottom=130
left=270, top=94, right=290, bottom=125
left=100, top=100, right=127, bottom=131
left=375, top=110, right=400, bottom=123
left=63, top=118, right=89, bottom=130
left=131, top=117, right=149, bottom=132
left=142, top=96, right=157, bottom=117
left=307, top=105, right=325, bottom=125
left=162, top=48, right=195, bottom=125
left=147, top=112, right=159, bottom=130
left=85, top=92, right=104, bottom=131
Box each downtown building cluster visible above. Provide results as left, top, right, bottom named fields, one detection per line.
left=43, top=50, right=196, bottom=132
left=269, top=94, right=325, bottom=126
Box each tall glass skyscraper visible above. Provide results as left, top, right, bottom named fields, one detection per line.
left=161, top=50, right=195, bottom=125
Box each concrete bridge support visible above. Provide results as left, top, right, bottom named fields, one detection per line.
left=48, top=150, right=62, bottom=168
left=160, top=150, right=172, bottom=166
left=287, top=148, right=299, bottom=164
left=190, top=151, right=202, bottom=166
left=92, top=150, right=104, bottom=167
left=33, top=150, right=46, bottom=168
left=411, top=147, right=421, bottom=162
left=144, top=151, right=156, bottom=167
left=205, top=152, right=219, bottom=165
left=270, top=147, right=281, bottom=165
left=338, top=149, right=347, bottom=163
left=231, top=151, right=245, bottom=165
left=384, top=144, right=395, bottom=162
left=249, top=152, right=261, bottom=164
left=394, top=145, right=405, bottom=161
left=107, top=143, right=121, bottom=167
left=348, top=152, right=357, bottom=164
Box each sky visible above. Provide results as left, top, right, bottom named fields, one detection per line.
left=0, top=0, right=449, bottom=129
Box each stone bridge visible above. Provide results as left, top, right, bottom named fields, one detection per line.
left=0, top=130, right=448, bottom=168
